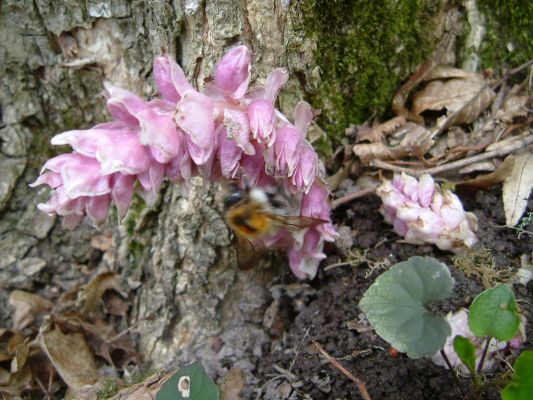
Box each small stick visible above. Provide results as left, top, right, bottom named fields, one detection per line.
left=477, top=337, right=492, bottom=373
left=333, top=188, right=375, bottom=209
left=313, top=341, right=372, bottom=400
left=372, top=133, right=533, bottom=176
left=440, top=349, right=467, bottom=398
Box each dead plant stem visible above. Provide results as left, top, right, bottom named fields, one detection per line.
left=333, top=188, right=375, bottom=208
left=372, top=133, right=533, bottom=176
left=313, top=341, right=372, bottom=400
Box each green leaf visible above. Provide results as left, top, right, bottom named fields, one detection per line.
left=359, top=256, right=454, bottom=359
left=468, top=285, right=520, bottom=341
left=453, top=335, right=476, bottom=374
left=501, top=350, right=533, bottom=400
left=156, top=362, right=219, bottom=400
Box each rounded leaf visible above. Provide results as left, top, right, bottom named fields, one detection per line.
left=359, top=256, right=454, bottom=359
left=501, top=350, right=533, bottom=400
left=468, top=285, right=520, bottom=341
left=156, top=362, right=219, bottom=400
left=453, top=335, right=476, bottom=374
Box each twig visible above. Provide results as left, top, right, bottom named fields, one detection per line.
left=333, top=188, right=375, bottom=209
left=440, top=349, right=467, bottom=398
left=477, top=337, right=492, bottom=373
left=313, top=341, right=372, bottom=400
left=371, top=133, right=533, bottom=176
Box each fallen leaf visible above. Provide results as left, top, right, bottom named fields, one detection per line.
left=38, top=324, right=99, bottom=392
left=81, top=317, right=139, bottom=368
left=412, top=74, right=495, bottom=125
left=220, top=368, right=245, bottom=400
left=353, top=122, right=433, bottom=163
left=503, top=151, right=533, bottom=226
left=82, top=272, right=125, bottom=316
left=103, top=292, right=129, bottom=317
left=424, top=66, right=481, bottom=81
left=459, top=161, right=497, bottom=174
left=356, top=116, right=406, bottom=143
left=0, top=330, right=33, bottom=396
left=458, top=156, right=515, bottom=189
left=8, top=290, right=53, bottom=330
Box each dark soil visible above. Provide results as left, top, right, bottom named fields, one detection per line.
left=255, top=187, right=533, bottom=400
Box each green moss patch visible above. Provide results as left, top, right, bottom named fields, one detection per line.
left=299, top=0, right=440, bottom=151
left=478, top=0, right=533, bottom=69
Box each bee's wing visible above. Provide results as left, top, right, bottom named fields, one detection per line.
left=263, top=213, right=328, bottom=232
left=235, top=234, right=267, bottom=270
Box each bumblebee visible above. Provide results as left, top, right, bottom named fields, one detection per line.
left=223, top=184, right=326, bottom=269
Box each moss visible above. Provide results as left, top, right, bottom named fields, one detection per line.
left=478, top=0, right=533, bottom=68
left=96, top=379, right=120, bottom=399
left=298, top=0, right=440, bottom=152
left=453, top=247, right=512, bottom=289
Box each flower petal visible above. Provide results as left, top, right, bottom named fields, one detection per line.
left=218, top=126, right=243, bottom=179
left=223, top=108, right=255, bottom=155
left=247, top=99, right=275, bottom=146
left=86, top=195, right=111, bottom=226
left=111, top=174, right=136, bottom=220
left=214, top=45, right=251, bottom=100
left=153, top=55, right=194, bottom=103
left=174, top=90, right=216, bottom=165
left=274, top=126, right=301, bottom=177
left=293, top=101, right=314, bottom=137
left=103, top=83, right=147, bottom=126
left=264, top=68, right=289, bottom=103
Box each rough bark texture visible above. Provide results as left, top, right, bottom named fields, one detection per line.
left=2, top=0, right=519, bottom=397
left=0, top=0, right=315, bottom=393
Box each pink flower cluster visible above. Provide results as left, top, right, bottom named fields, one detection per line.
left=376, top=173, right=478, bottom=253
left=31, top=45, right=336, bottom=279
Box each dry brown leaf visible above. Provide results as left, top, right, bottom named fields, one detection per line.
left=459, top=161, right=497, bottom=174
left=412, top=75, right=496, bottom=125
left=353, top=142, right=402, bottom=164
left=424, top=66, right=481, bottom=81
left=498, top=94, right=530, bottom=123
left=81, top=317, right=139, bottom=368
left=0, top=330, right=33, bottom=397
left=353, top=122, right=433, bottom=164
left=390, top=122, right=434, bottom=157
left=503, top=151, right=533, bottom=226
left=220, top=368, right=245, bottom=400
left=103, top=292, right=129, bottom=316
left=357, top=116, right=406, bottom=143
left=82, top=272, right=125, bottom=316
left=38, top=324, right=99, bottom=392
left=8, top=290, right=53, bottom=330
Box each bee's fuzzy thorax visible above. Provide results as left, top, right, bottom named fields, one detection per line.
left=249, top=188, right=269, bottom=205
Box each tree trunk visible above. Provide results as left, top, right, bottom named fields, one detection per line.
left=2, top=0, right=518, bottom=396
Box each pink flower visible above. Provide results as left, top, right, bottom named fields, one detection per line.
left=32, top=45, right=336, bottom=279
left=214, top=45, right=251, bottom=101
left=247, top=68, right=289, bottom=146
left=377, top=173, right=478, bottom=252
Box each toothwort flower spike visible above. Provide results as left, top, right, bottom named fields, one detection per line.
left=376, top=173, right=478, bottom=253
left=31, top=45, right=336, bottom=280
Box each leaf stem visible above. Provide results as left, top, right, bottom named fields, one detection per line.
left=477, top=337, right=492, bottom=373
left=440, top=349, right=467, bottom=398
